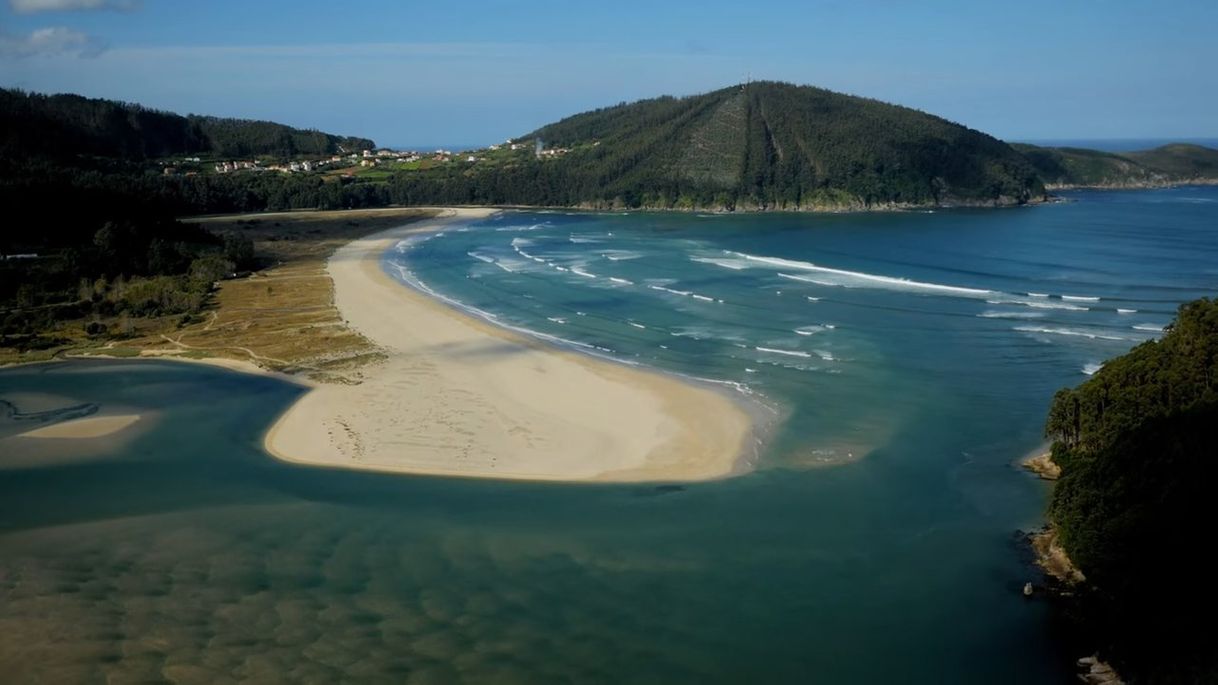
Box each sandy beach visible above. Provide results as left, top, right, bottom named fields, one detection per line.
left=263, top=208, right=754, bottom=481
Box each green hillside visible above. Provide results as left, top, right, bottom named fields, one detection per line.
left=514, top=81, right=1045, bottom=210
left=0, top=88, right=375, bottom=162
left=7, top=82, right=1216, bottom=216
left=1015, top=142, right=1218, bottom=188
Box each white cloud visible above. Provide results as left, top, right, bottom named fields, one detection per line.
left=0, top=26, right=105, bottom=58
left=8, top=0, right=139, bottom=13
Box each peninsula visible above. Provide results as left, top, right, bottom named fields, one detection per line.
left=263, top=209, right=754, bottom=481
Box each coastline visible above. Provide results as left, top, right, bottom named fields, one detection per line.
left=1047, top=178, right=1218, bottom=192
left=262, top=208, right=756, bottom=482
left=1022, top=450, right=1061, bottom=480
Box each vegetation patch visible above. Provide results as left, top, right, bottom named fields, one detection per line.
left=1041, top=298, right=1218, bottom=683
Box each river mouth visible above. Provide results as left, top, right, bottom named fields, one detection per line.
left=4, top=186, right=1217, bottom=682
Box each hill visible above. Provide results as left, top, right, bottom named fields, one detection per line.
left=507, top=81, right=1045, bottom=210
left=1043, top=298, right=1218, bottom=683
left=8, top=82, right=1217, bottom=219
left=1015, top=142, right=1218, bottom=188
left=0, top=89, right=375, bottom=163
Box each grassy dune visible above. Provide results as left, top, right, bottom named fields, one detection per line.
left=43, top=208, right=437, bottom=383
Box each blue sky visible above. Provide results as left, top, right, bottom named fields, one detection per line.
left=1, top=0, right=1215, bottom=148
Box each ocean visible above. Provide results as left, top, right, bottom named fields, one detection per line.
left=2, top=185, right=1216, bottom=683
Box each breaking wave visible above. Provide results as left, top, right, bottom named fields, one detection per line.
left=1014, top=326, right=1130, bottom=341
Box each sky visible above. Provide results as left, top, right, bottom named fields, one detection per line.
left=1, top=0, right=1215, bottom=148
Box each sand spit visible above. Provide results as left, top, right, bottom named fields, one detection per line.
left=16, top=414, right=141, bottom=439
left=264, top=209, right=754, bottom=482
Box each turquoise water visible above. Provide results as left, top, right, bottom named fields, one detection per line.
left=2, top=187, right=1216, bottom=683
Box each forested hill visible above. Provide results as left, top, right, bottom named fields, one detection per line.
left=516, top=81, right=1046, bottom=209
left=1043, top=298, right=1218, bottom=683
left=0, top=89, right=375, bottom=162
left=1015, top=142, right=1218, bottom=188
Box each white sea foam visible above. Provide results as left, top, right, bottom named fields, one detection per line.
left=691, top=293, right=715, bottom=302
left=794, top=325, right=827, bottom=336
left=1062, top=295, right=1101, bottom=302
left=569, top=234, right=606, bottom=244
left=670, top=326, right=745, bottom=343
left=806, top=296, right=821, bottom=302
left=1014, top=326, right=1129, bottom=341
left=728, top=252, right=995, bottom=297
left=755, top=346, right=813, bottom=358
left=778, top=273, right=848, bottom=288
left=608, top=277, right=634, bottom=285
left=987, top=298, right=1089, bottom=311
left=690, top=256, right=749, bottom=270
left=814, top=350, right=835, bottom=361
left=1117, top=308, right=1137, bottom=314
left=1132, top=323, right=1165, bottom=332
left=643, top=278, right=677, bottom=287
left=602, top=250, right=643, bottom=261
left=671, top=328, right=712, bottom=340
left=467, top=251, right=496, bottom=264
left=547, top=317, right=566, bottom=324
left=571, top=267, right=597, bottom=279
left=1028, top=292, right=1049, bottom=298
left=649, top=285, right=692, bottom=297
left=628, top=322, right=647, bottom=330
left=1083, top=362, right=1103, bottom=375
left=977, top=310, right=1047, bottom=319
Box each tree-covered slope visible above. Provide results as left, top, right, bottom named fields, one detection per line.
left=1043, top=298, right=1218, bottom=683
left=0, top=89, right=375, bottom=162
left=1015, top=142, right=1218, bottom=188
left=516, top=82, right=1045, bottom=209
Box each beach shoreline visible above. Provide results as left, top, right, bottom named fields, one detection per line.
left=262, top=208, right=757, bottom=482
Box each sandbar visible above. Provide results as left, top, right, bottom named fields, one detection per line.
left=264, top=208, right=755, bottom=481
left=18, top=414, right=141, bottom=439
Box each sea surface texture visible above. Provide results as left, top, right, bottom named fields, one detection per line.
left=2, top=186, right=1216, bottom=683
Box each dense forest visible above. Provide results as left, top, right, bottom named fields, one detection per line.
left=1043, top=298, right=1218, bottom=683
left=0, top=88, right=374, bottom=162
left=1016, top=142, right=1218, bottom=187
left=7, top=84, right=1218, bottom=220
left=1, top=82, right=1051, bottom=217
left=0, top=203, right=255, bottom=352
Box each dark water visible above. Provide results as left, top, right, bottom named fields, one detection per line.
left=3, top=187, right=1216, bottom=683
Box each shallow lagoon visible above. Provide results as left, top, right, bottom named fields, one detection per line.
left=3, top=187, right=1216, bottom=683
